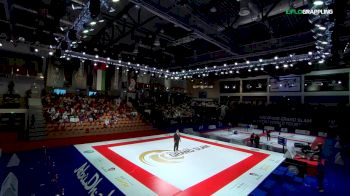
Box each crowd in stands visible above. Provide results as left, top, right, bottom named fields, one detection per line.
left=155, top=103, right=194, bottom=119
left=42, top=94, right=138, bottom=126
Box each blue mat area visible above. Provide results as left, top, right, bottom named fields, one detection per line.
left=0, top=146, right=124, bottom=195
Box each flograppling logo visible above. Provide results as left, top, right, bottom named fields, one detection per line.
left=139, top=145, right=210, bottom=166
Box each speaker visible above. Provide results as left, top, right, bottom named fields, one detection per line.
left=89, top=0, right=100, bottom=19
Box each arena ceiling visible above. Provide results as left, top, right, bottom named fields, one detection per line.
left=0, top=0, right=349, bottom=71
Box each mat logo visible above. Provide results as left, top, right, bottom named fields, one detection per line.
left=139, top=145, right=210, bottom=166
left=74, top=162, right=116, bottom=196
left=139, top=150, right=185, bottom=166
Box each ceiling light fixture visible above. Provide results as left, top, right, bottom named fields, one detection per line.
left=313, top=0, right=324, bottom=6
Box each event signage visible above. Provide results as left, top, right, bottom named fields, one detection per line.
left=74, top=162, right=116, bottom=196
left=254, top=116, right=312, bottom=128
left=278, top=137, right=287, bottom=146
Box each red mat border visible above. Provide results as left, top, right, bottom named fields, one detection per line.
left=93, top=135, right=269, bottom=195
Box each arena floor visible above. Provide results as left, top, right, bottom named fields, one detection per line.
left=75, top=133, right=285, bottom=195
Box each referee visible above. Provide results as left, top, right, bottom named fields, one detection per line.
left=174, top=130, right=181, bottom=152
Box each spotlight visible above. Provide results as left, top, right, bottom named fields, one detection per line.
left=236, top=70, right=239, bottom=73
left=16, top=68, right=19, bottom=72
left=275, top=65, right=279, bottom=69
left=235, top=62, right=238, bottom=65
left=289, top=64, right=294, bottom=67
left=94, top=62, right=97, bottom=66
left=95, top=55, right=99, bottom=58
left=112, top=0, right=119, bottom=2
left=308, top=51, right=313, bottom=55
left=248, top=69, right=251, bottom=72
left=106, top=65, right=109, bottom=68
left=98, top=19, right=104, bottom=23
left=66, top=57, right=70, bottom=60
left=318, top=25, right=326, bottom=30
left=83, top=29, right=89, bottom=34
left=246, top=61, right=250, bottom=64
left=107, top=57, right=110, bottom=61
left=224, top=63, right=227, bottom=67
left=260, top=67, right=264, bottom=71
left=34, top=48, right=39, bottom=52
left=283, top=64, right=288, bottom=68
left=254, top=67, right=258, bottom=71
left=313, top=0, right=324, bottom=6
left=49, top=51, right=54, bottom=56
left=0, top=42, right=3, bottom=47
left=318, top=59, right=325, bottom=64
left=259, top=59, right=263, bottom=62
left=90, top=21, right=97, bottom=26
left=308, top=62, right=313, bottom=65
left=338, top=81, right=342, bottom=84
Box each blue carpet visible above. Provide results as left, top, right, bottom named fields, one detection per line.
left=0, top=146, right=124, bottom=195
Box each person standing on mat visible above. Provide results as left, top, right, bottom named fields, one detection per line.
left=250, top=133, right=255, bottom=147
left=266, top=130, right=271, bottom=141
left=254, top=134, right=260, bottom=148
left=174, top=130, right=181, bottom=152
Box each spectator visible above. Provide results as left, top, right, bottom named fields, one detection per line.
left=250, top=133, right=255, bottom=147
left=254, top=134, right=260, bottom=148
left=266, top=130, right=271, bottom=141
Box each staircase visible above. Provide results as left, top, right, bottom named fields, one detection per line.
left=27, top=98, right=47, bottom=140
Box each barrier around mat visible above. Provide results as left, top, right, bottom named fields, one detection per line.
left=318, top=132, right=327, bottom=137
left=264, top=126, right=275, bottom=131
left=294, top=129, right=311, bottom=136
left=238, top=123, right=248, bottom=128
left=208, top=125, right=217, bottom=130
left=183, top=128, right=194, bottom=132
